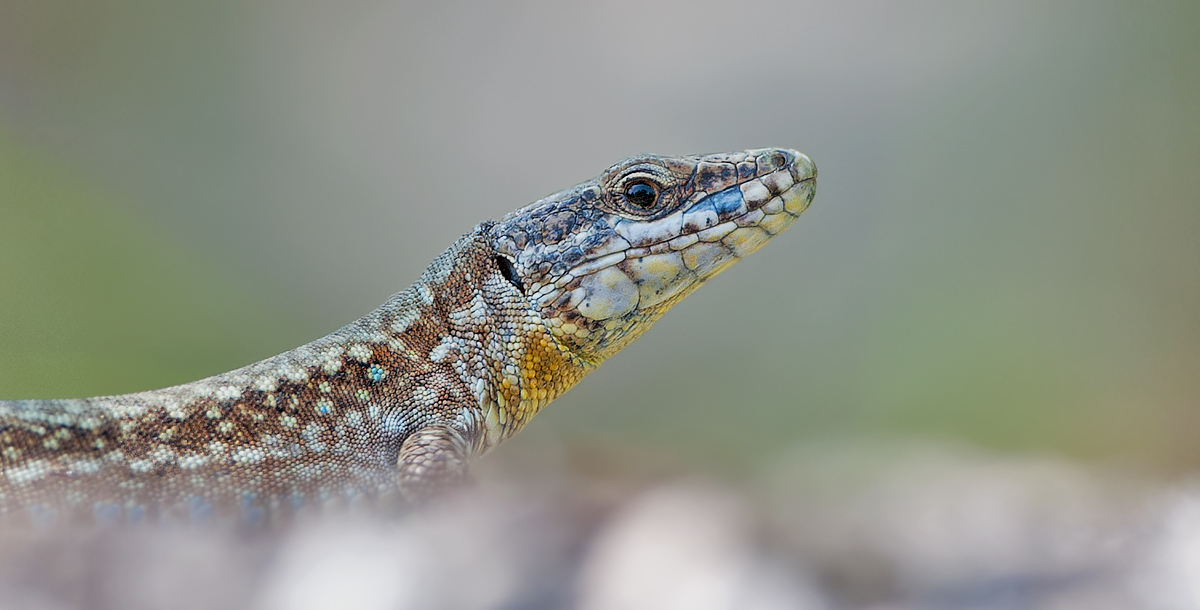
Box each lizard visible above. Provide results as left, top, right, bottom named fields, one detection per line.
left=0, top=148, right=816, bottom=527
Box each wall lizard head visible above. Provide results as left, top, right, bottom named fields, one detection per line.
left=488, top=148, right=816, bottom=365
left=434, top=148, right=818, bottom=449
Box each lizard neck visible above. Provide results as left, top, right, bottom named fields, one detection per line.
left=414, top=230, right=595, bottom=454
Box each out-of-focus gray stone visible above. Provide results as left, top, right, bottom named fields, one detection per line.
left=3, top=440, right=1199, bottom=610
left=576, top=482, right=827, bottom=610
left=757, top=440, right=1149, bottom=606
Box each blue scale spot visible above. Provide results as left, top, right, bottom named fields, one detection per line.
left=128, top=505, right=146, bottom=525
left=706, top=186, right=745, bottom=216
left=368, top=364, right=387, bottom=382
left=315, top=401, right=332, bottom=415
left=687, top=199, right=715, bottom=219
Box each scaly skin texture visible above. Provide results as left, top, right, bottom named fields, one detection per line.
left=0, top=148, right=816, bottom=525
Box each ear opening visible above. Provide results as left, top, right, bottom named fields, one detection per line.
left=493, top=255, right=525, bottom=293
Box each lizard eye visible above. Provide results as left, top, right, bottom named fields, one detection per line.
left=494, top=255, right=525, bottom=293
left=623, top=181, right=659, bottom=209
left=602, top=162, right=677, bottom=218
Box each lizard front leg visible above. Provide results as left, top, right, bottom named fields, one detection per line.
left=396, top=425, right=473, bottom=503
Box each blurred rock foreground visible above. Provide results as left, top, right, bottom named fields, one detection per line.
left=1, top=440, right=1197, bottom=610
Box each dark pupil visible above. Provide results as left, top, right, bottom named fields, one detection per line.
left=625, top=182, right=657, bottom=208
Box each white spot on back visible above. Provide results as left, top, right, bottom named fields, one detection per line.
left=381, top=413, right=409, bottom=437
left=302, top=422, right=326, bottom=454
left=255, top=375, right=279, bottom=392
left=391, top=308, right=419, bottom=334
left=178, top=454, right=209, bottom=469
left=416, top=282, right=434, bottom=305
left=69, top=459, right=102, bottom=475
left=469, top=292, right=489, bottom=323
left=348, top=344, right=373, bottom=363
left=412, top=386, right=438, bottom=408
left=151, top=445, right=176, bottom=463
left=284, top=365, right=309, bottom=383
left=319, top=347, right=345, bottom=374
left=232, top=448, right=265, bottom=464
left=429, top=337, right=458, bottom=363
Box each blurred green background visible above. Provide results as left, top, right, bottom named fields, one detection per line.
left=1, top=1, right=1197, bottom=474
